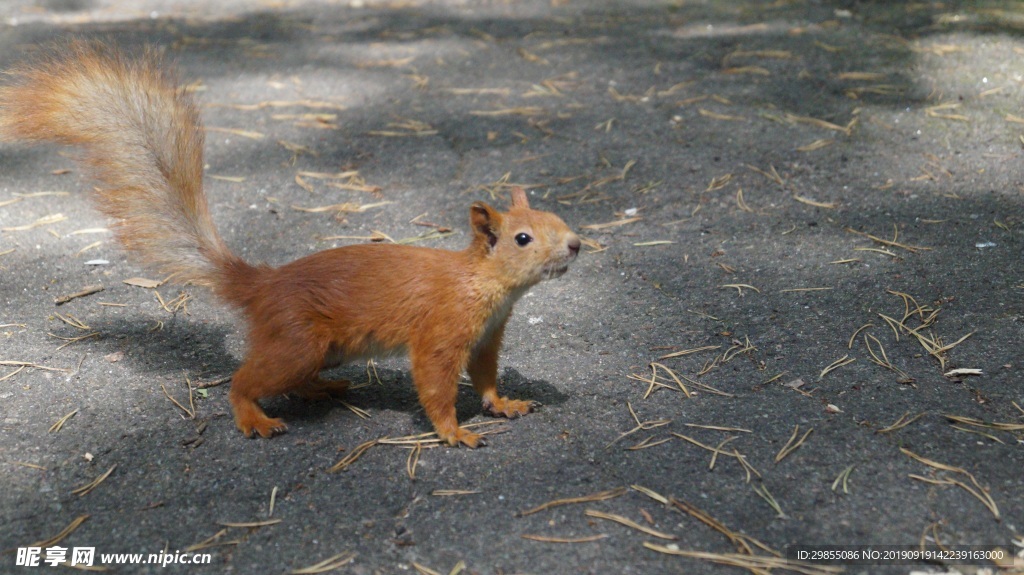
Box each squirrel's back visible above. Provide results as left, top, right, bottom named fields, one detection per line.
left=0, top=40, right=248, bottom=292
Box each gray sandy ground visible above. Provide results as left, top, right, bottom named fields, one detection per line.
left=0, top=1, right=1022, bottom=573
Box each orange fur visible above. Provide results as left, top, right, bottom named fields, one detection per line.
left=0, top=41, right=581, bottom=446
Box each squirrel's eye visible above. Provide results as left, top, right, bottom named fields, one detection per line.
left=514, top=232, right=533, bottom=247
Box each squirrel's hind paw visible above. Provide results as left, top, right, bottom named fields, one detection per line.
left=483, top=397, right=540, bottom=419
left=236, top=413, right=288, bottom=438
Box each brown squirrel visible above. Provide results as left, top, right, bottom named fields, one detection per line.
left=0, top=41, right=580, bottom=447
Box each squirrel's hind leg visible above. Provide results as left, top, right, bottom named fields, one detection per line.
left=229, top=339, right=326, bottom=438
left=294, top=377, right=351, bottom=401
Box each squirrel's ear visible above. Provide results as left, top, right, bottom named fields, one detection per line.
left=470, top=202, right=502, bottom=249
left=510, top=187, right=530, bottom=209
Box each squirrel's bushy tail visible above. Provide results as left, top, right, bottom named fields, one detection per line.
left=0, top=40, right=254, bottom=295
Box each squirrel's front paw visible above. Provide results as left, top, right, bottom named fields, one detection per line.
left=438, top=427, right=486, bottom=448
left=483, top=396, right=539, bottom=419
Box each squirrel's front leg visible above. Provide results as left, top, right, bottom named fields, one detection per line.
left=409, top=344, right=483, bottom=448
left=467, top=322, right=539, bottom=419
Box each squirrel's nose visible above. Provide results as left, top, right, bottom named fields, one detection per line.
left=567, top=236, right=581, bottom=256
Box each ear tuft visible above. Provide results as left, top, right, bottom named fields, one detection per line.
left=510, top=187, right=530, bottom=209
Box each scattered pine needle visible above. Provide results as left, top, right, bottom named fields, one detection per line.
left=944, top=414, right=1024, bottom=432
left=925, top=102, right=969, bottom=122
left=628, top=363, right=731, bottom=399
left=901, top=448, right=999, bottom=520
left=627, top=436, right=673, bottom=451
left=745, top=164, right=784, bottom=186
left=584, top=509, right=677, bottom=540
left=30, top=515, right=90, bottom=548
left=836, top=71, right=887, bottom=81
left=206, top=127, right=265, bottom=140
left=706, top=174, right=733, bottom=191
left=469, top=107, right=544, bottom=117
left=217, top=519, right=283, bottom=528
left=876, top=411, right=925, bottom=434
left=50, top=332, right=101, bottom=351
left=432, top=490, right=481, bottom=497
left=518, top=487, right=627, bottom=517
left=670, top=498, right=778, bottom=556
left=736, top=189, right=754, bottom=212
left=785, top=113, right=856, bottom=136
left=330, top=438, right=380, bottom=473
left=607, top=402, right=672, bottom=447
left=683, top=423, right=752, bottom=433
left=631, top=484, right=669, bottom=505
left=2, top=213, right=67, bottom=232
left=445, top=88, right=510, bottom=96
left=71, top=464, right=117, bottom=497
left=853, top=246, right=897, bottom=258
left=406, top=442, right=423, bottom=480
left=338, top=400, right=370, bottom=420
left=819, top=355, right=855, bottom=379
left=290, top=552, right=357, bottom=574
left=797, top=139, right=834, bottom=152
left=846, top=225, right=930, bottom=253
left=291, top=201, right=393, bottom=214
left=0, top=360, right=68, bottom=373
left=49, top=409, right=79, bottom=433
left=848, top=323, right=873, bottom=349
left=952, top=425, right=1005, bottom=443
left=75, top=240, right=104, bottom=256
left=722, top=65, right=771, bottom=75
left=184, top=529, right=240, bottom=552
left=521, top=534, right=608, bottom=544
left=647, top=362, right=693, bottom=397
left=55, top=313, right=90, bottom=331
left=792, top=196, right=836, bottom=209
left=161, top=377, right=196, bottom=420
left=720, top=284, right=760, bottom=295
left=210, top=100, right=345, bottom=111
left=699, top=109, right=744, bottom=121
left=775, top=426, right=813, bottom=463
left=863, top=333, right=911, bottom=380
left=328, top=423, right=506, bottom=473
left=751, top=483, right=786, bottom=518
left=672, top=433, right=760, bottom=480
left=832, top=465, right=855, bottom=494
left=209, top=175, right=246, bottom=183
left=580, top=217, right=642, bottom=230
left=658, top=345, right=721, bottom=360
left=13, top=461, right=46, bottom=470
